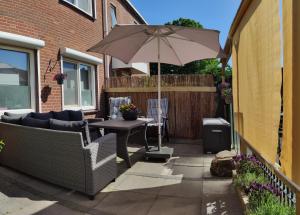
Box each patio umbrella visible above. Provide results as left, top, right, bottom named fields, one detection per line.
left=88, top=24, right=225, bottom=158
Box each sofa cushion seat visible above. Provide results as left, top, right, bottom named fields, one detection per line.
left=49, top=119, right=91, bottom=145
left=22, top=117, right=50, bottom=128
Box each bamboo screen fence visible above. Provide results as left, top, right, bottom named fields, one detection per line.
left=104, top=74, right=217, bottom=139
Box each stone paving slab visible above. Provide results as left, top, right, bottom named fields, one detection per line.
left=0, top=140, right=243, bottom=215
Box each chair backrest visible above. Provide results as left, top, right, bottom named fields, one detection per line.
left=147, top=98, right=168, bottom=123
left=109, top=97, right=131, bottom=119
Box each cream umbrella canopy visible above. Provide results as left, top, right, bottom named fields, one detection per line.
left=89, top=24, right=225, bottom=158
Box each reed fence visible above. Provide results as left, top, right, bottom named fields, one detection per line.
left=104, top=74, right=217, bottom=139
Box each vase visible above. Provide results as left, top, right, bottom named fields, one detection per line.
left=122, top=110, right=138, bottom=121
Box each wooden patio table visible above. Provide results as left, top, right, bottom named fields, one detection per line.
left=89, top=118, right=153, bottom=168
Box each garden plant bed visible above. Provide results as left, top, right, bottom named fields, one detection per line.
left=233, top=155, right=296, bottom=215
left=233, top=170, right=249, bottom=214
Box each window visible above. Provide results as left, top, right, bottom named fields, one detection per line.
left=0, top=46, right=35, bottom=112
left=63, top=60, right=95, bottom=110
left=64, top=0, right=94, bottom=16
left=110, top=4, right=117, bottom=28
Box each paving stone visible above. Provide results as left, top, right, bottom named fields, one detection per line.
left=33, top=203, right=85, bottom=215
left=147, top=196, right=202, bottom=215
left=159, top=179, right=203, bottom=199
left=201, top=194, right=243, bottom=215
left=91, top=191, right=156, bottom=215
left=112, top=175, right=164, bottom=195
left=171, top=165, right=204, bottom=180
left=127, top=161, right=173, bottom=176
left=169, top=156, right=204, bottom=167
left=203, top=179, right=236, bottom=195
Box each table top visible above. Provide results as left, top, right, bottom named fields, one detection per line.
left=89, top=118, right=154, bottom=130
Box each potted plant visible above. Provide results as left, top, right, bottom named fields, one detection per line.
left=53, top=73, right=67, bottom=85
left=119, top=103, right=138, bottom=121
left=222, top=88, right=232, bottom=104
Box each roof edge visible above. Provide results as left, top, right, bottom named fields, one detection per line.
left=223, top=0, right=252, bottom=63
left=123, top=0, right=148, bottom=24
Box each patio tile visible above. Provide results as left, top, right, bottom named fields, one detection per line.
left=159, top=179, right=203, bottom=199
left=170, top=144, right=203, bottom=156
left=91, top=191, right=156, bottom=215
left=201, top=194, right=243, bottom=215
left=147, top=196, right=202, bottom=215
left=171, top=165, right=204, bottom=180
left=112, top=175, right=164, bottom=195
left=33, top=203, right=86, bottom=215
left=127, top=161, right=173, bottom=176
left=203, top=180, right=235, bottom=195
left=168, top=156, right=204, bottom=167
left=54, top=190, right=108, bottom=209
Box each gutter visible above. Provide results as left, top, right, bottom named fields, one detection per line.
left=123, top=0, right=148, bottom=24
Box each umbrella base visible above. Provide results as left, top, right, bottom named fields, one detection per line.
left=145, top=146, right=174, bottom=160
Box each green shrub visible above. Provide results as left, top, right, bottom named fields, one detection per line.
left=247, top=191, right=295, bottom=215
left=237, top=159, right=264, bottom=176
left=234, top=172, right=267, bottom=189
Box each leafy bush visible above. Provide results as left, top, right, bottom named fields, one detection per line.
left=0, top=139, right=4, bottom=152
left=234, top=172, right=267, bottom=189
left=247, top=191, right=295, bottom=215
left=235, top=155, right=264, bottom=176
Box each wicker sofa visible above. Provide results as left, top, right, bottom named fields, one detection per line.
left=0, top=121, right=117, bottom=199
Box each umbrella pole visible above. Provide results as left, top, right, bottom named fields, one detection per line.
left=158, top=34, right=162, bottom=151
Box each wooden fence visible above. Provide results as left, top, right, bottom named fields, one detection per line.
left=104, top=75, right=217, bottom=139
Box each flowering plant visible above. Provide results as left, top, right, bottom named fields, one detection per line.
left=119, top=103, right=137, bottom=113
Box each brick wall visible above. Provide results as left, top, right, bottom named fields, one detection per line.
left=0, top=0, right=144, bottom=117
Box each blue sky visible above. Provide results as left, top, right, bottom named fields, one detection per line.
left=130, top=0, right=241, bottom=48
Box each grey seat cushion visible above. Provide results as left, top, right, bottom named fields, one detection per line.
left=49, top=119, right=91, bottom=146
left=1, top=115, right=22, bottom=125
left=52, top=110, right=70, bottom=121
left=31, top=112, right=53, bottom=120
left=22, top=117, right=50, bottom=128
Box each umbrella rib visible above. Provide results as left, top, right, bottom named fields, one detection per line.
left=161, top=37, right=184, bottom=66
left=167, top=35, right=218, bottom=52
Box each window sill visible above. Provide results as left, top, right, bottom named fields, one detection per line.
left=63, top=106, right=96, bottom=111
left=60, top=0, right=96, bottom=20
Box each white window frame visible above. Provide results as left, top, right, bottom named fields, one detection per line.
left=62, top=57, right=96, bottom=111
left=0, top=45, right=36, bottom=115
left=62, top=0, right=95, bottom=18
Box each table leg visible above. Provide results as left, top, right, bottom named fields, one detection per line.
left=117, top=130, right=131, bottom=168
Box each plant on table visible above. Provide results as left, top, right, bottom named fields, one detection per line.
left=119, top=103, right=138, bottom=121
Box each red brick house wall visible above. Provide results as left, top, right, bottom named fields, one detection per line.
left=0, top=0, right=145, bottom=117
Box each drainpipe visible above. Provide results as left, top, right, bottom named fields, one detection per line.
left=102, top=0, right=110, bottom=80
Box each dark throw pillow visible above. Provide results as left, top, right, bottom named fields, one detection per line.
left=31, top=112, right=53, bottom=120
left=52, top=110, right=70, bottom=121
left=68, top=110, right=84, bottom=121
left=49, top=119, right=91, bottom=146
left=22, top=117, right=49, bottom=128
left=1, top=115, right=22, bottom=125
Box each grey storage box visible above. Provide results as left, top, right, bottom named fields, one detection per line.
left=203, top=118, right=231, bottom=154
